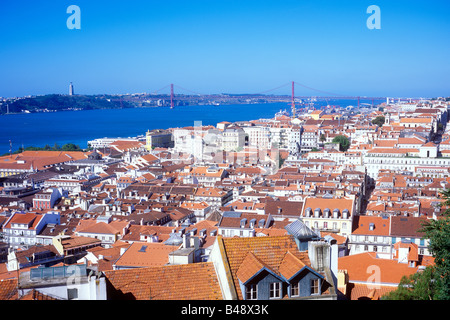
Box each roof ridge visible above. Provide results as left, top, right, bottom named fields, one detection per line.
left=215, top=235, right=238, bottom=299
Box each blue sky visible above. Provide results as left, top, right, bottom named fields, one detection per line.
left=0, top=0, right=449, bottom=98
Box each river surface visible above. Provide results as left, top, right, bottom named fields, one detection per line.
left=0, top=99, right=382, bottom=154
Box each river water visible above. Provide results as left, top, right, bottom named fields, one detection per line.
left=0, top=98, right=382, bottom=154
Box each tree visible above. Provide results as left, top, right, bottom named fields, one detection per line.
left=419, top=189, right=450, bottom=300
left=383, top=266, right=438, bottom=300
left=61, top=143, right=81, bottom=151
left=319, top=133, right=326, bottom=143
left=332, top=135, right=350, bottom=152
left=372, top=115, right=385, bottom=127
left=383, top=188, right=450, bottom=300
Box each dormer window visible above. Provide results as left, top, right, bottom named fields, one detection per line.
left=311, top=279, right=320, bottom=295
left=305, top=207, right=312, bottom=217
left=258, top=219, right=265, bottom=228
left=333, top=208, right=339, bottom=218
left=314, top=208, right=321, bottom=218
left=269, top=282, right=282, bottom=299
left=290, top=282, right=299, bottom=297
left=245, top=284, right=258, bottom=300
left=342, top=209, right=349, bottom=219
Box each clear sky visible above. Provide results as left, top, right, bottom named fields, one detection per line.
left=0, top=0, right=449, bottom=98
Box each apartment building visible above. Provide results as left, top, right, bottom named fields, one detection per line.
left=2, top=211, right=61, bottom=248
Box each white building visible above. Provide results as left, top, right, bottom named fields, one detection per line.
left=243, top=126, right=271, bottom=150
left=364, top=143, right=450, bottom=180
left=221, top=126, right=246, bottom=151
left=88, top=137, right=141, bottom=149
left=288, top=126, right=302, bottom=155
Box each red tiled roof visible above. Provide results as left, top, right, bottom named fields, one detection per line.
left=338, top=252, right=419, bottom=285
left=347, top=283, right=396, bottom=300
left=114, top=242, right=179, bottom=268
left=236, top=252, right=269, bottom=284
left=0, top=279, right=18, bottom=300
left=103, top=262, right=223, bottom=300
left=220, top=235, right=312, bottom=300
left=4, top=212, right=43, bottom=230
left=352, top=216, right=390, bottom=236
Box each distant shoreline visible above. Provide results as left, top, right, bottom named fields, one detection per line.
left=0, top=93, right=390, bottom=116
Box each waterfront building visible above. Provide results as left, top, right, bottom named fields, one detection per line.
left=88, top=137, right=144, bottom=150
left=145, top=129, right=173, bottom=151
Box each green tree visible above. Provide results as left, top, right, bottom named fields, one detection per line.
left=319, top=133, right=326, bottom=143
left=383, top=188, right=450, bottom=300
left=419, top=189, right=450, bottom=300
left=383, top=266, right=438, bottom=300
left=332, top=135, right=350, bottom=152
left=61, top=143, right=81, bottom=151
left=372, top=115, right=385, bottom=127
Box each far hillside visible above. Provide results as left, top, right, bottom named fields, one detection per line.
left=2, top=94, right=135, bottom=114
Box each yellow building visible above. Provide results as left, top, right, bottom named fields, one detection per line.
left=300, top=195, right=357, bottom=237
left=310, top=110, right=324, bottom=120
left=146, top=129, right=173, bottom=151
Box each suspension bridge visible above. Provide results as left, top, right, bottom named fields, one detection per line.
left=148, top=81, right=417, bottom=115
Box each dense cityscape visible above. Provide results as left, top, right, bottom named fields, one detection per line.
left=1, top=1, right=449, bottom=312
left=0, top=95, right=449, bottom=303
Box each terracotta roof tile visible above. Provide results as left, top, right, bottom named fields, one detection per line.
left=103, top=262, right=223, bottom=300
left=347, top=283, right=396, bottom=300
left=236, top=252, right=268, bottom=284
left=0, top=279, right=18, bottom=300
left=19, top=289, right=60, bottom=300
left=278, top=251, right=306, bottom=280
left=338, top=252, right=419, bottom=285
left=390, top=216, right=427, bottom=238
left=221, top=235, right=312, bottom=300
left=352, top=216, right=390, bottom=236
left=114, top=242, right=179, bottom=268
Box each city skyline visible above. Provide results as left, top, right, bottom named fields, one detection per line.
left=0, top=0, right=449, bottom=98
